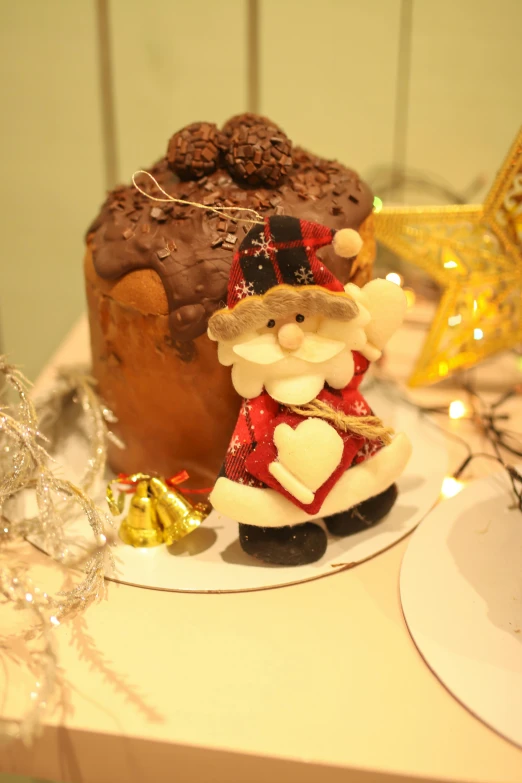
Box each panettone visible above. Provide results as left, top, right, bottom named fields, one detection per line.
left=85, top=113, right=376, bottom=491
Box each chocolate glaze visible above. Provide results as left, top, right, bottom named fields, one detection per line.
left=89, top=114, right=374, bottom=343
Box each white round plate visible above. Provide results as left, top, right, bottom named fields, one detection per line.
left=28, top=383, right=446, bottom=592
left=401, top=470, right=522, bottom=748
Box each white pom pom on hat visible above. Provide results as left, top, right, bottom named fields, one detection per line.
left=332, top=228, right=363, bottom=258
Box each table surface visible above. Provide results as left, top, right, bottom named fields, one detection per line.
left=2, top=313, right=522, bottom=783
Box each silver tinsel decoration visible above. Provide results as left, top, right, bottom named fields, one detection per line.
left=0, top=359, right=117, bottom=744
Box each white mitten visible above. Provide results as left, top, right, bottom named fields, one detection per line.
left=269, top=419, right=344, bottom=504
left=345, top=279, right=407, bottom=361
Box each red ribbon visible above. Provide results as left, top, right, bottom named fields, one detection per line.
left=116, top=471, right=212, bottom=495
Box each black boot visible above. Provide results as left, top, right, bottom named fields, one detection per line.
left=324, top=484, right=398, bottom=537
left=239, top=521, right=327, bottom=566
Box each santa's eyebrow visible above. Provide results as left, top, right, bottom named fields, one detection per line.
left=208, top=286, right=358, bottom=341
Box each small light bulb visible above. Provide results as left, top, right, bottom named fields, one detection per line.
left=474, top=328, right=484, bottom=340
left=25, top=592, right=33, bottom=603
left=386, top=272, right=402, bottom=286
left=50, top=616, right=60, bottom=626
left=448, top=314, right=462, bottom=327
left=441, top=476, right=464, bottom=499
left=443, top=260, right=458, bottom=269
left=373, top=195, right=383, bottom=213
left=449, top=400, right=467, bottom=419
left=403, top=287, right=416, bottom=307
left=473, top=299, right=478, bottom=312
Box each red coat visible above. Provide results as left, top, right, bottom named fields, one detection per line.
left=219, top=352, right=382, bottom=515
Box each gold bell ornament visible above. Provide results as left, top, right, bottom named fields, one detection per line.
left=106, top=472, right=211, bottom=548
left=118, top=479, right=163, bottom=548
left=148, top=477, right=209, bottom=546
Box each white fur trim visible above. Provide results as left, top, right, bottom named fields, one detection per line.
left=210, top=432, right=412, bottom=527
left=269, top=462, right=315, bottom=505
left=333, top=228, right=363, bottom=258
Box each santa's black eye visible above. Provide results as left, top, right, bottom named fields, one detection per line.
left=267, top=319, right=276, bottom=328
left=295, top=314, right=305, bottom=323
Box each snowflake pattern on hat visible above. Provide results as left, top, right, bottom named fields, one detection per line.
left=234, top=280, right=255, bottom=300
left=295, top=266, right=314, bottom=285
left=352, top=399, right=369, bottom=416
left=252, top=234, right=277, bottom=259
left=228, top=435, right=241, bottom=455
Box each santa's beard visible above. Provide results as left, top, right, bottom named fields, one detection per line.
left=215, top=318, right=368, bottom=404
left=230, top=344, right=355, bottom=404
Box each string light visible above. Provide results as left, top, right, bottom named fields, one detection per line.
left=385, top=272, right=403, bottom=286
left=373, top=195, right=383, bottom=213
left=449, top=400, right=467, bottom=420
left=368, top=370, right=522, bottom=513
left=441, top=476, right=465, bottom=498
left=474, top=328, right=484, bottom=341
left=443, top=260, right=458, bottom=269
left=448, top=314, right=462, bottom=326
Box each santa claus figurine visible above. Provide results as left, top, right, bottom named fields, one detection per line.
left=208, top=215, right=412, bottom=566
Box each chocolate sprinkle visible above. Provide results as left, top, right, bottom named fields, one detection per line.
left=150, top=207, right=167, bottom=221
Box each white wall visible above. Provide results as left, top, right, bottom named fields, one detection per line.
left=0, top=0, right=520, bottom=379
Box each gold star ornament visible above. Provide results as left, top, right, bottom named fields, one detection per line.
left=374, top=128, right=522, bottom=387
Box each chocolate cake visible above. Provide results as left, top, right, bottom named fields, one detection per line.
left=85, top=113, right=376, bottom=491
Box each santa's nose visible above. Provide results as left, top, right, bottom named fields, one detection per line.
left=278, top=323, right=304, bottom=351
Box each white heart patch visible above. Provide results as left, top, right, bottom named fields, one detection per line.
left=273, top=419, right=344, bottom=492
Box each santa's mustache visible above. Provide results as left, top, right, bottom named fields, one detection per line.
left=232, top=332, right=346, bottom=366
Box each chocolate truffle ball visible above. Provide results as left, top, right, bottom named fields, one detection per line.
left=222, top=112, right=282, bottom=137
left=225, top=121, right=293, bottom=187
left=167, top=121, right=225, bottom=180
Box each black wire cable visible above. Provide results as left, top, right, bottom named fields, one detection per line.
left=369, top=372, right=522, bottom=512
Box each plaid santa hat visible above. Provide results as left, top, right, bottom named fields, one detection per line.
left=208, top=215, right=363, bottom=342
